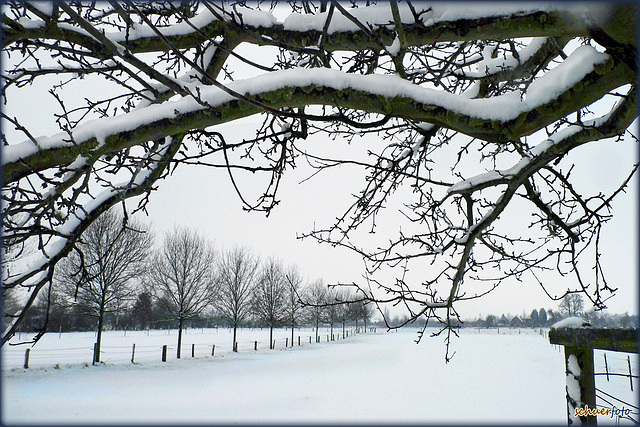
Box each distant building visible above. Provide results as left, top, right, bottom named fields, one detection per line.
left=510, top=316, right=525, bottom=328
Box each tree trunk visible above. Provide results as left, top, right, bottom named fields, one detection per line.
left=177, top=318, right=183, bottom=359
left=290, top=315, right=294, bottom=347
left=269, top=324, right=274, bottom=350
left=94, top=296, right=106, bottom=364
left=232, top=323, right=238, bottom=352
left=94, top=312, right=104, bottom=364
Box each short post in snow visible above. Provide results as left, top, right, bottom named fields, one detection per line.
left=131, top=344, right=136, bottom=364
left=24, top=349, right=30, bottom=369
left=211, top=344, right=216, bottom=356
left=285, top=338, right=288, bottom=348
left=192, top=344, right=195, bottom=358
left=254, top=341, right=258, bottom=351
left=298, top=336, right=301, bottom=346
left=162, top=345, right=167, bottom=362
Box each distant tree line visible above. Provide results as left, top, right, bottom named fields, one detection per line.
left=462, top=294, right=638, bottom=329
left=4, top=209, right=373, bottom=361
left=372, top=293, right=637, bottom=330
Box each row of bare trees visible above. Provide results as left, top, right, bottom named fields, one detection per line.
left=5, top=209, right=373, bottom=361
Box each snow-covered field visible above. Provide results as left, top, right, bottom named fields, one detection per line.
left=2, top=327, right=637, bottom=425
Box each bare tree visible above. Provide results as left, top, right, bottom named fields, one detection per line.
left=2, top=3, right=637, bottom=354
left=335, top=289, right=356, bottom=339
left=56, top=209, right=151, bottom=363
left=324, top=287, right=341, bottom=339
left=559, top=294, right=585, bottom=317
left=147, top=227, right=217, bottom=359
left=349, top=299, right=374, bottom=332
left=284, top=265, right=305, bottom=346
left=303, top=279, right=328, bottom=343
left=216, top=245, right=260, bottom=352
left=251, top=257, right=287, bottom=349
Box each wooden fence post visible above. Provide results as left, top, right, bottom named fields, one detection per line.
left=131, top=344, right=136, bottom=364
left=24, top=349, right=30, bottom=369
left=563, top=345, right=596, bottom=425
left=254, top=341, right=258, bottom=351
left=549, top=327, right=637, bottom=425
left=162, top=345, right=167, bottom=362
left=211, top=344, right=215, bottom=356
left=192, top=344, right=195, bottom=358
left=298, top=336, right=300, bottom=346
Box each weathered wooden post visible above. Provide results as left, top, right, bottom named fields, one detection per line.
left=549, top=323, right=638, bottom=426
left=24, top=349, right=30, bottom=369
left=563, top=344, right=596, bottom=425
left=162, top=345, right=167, bottom=362
left=131, top=344, right=136, bottom=364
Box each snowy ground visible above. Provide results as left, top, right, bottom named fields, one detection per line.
left=2, top=327, right=637, bottom=425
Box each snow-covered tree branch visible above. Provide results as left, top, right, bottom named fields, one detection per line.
left=2, top=1, right=637, bottom=351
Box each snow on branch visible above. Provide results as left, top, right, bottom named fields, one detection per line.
left=2, top=45, right=617, bottom=185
